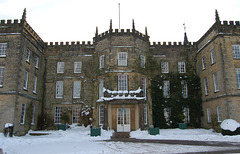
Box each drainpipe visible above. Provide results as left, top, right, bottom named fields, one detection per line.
left=41, top=58, right=47, bottom=130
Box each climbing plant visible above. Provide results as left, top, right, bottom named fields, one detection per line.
left=151, top=61, right=202, bottom=128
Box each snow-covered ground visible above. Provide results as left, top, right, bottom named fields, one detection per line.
left=1, top=125, right=240, bottom=154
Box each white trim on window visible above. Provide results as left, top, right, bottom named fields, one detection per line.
left=213, top=72, right=219, bottom=92
left=33, top=76, right=37, bottom=94
left=183, top=107, right=190, bottom=123
left=54, top=106, right=62, bottom=124
left=35, top=56, right=39, bottom=69
left=236, top=68, right=240, bottom=89
left=99, top=55, right=105, bottom=69
left=140, top=55, right=145, bottom=68
left=202, top=56, right=206, bottom=70
left=0, top=67, right=4, bottom=87
left=161, top=62, right=169, bottom=73
left=99, top=78, right=104, bottom=99
left=31, top=105, right=35, bottom=125
left=99, top=105, right=104, bottom=125
left=163, top=80, right=170, bottom=98
left=232, top=45, right=240, bottom=59
left=178, top=62, right=186, bottom=73
left=210, top=49, right=216, bottom=64
left=20, top=103, right=26, bottom=124
left=74, top=62, right=82, bottom=73
left=23, top=71, right=28, bottom=90
left=141, top=77, right=147, bottom=98
left=57, top=62, right=65, bottom=73
left=56, top=81, right=63, bottom=98
left=73, top=81, right=81, bottom=98
left=0, top=43, right=7, bottom=57
left=118, top=52, right=127, bottom=66
left=204, top=77, right=209, bottom=95
left=72, top=106, right=81, bottom=123
left=207, top=108, right=211, bottom=123
left=217, top=106, right=222, bottom=122
left=144, top=104, right=148, bottom=125
left=26, top=49, right=30, bottom=63
left=118, top=75, right=128, bottom=91
left=181, top=80, right=188, bottom=98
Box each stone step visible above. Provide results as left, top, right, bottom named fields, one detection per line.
left=111, top=132, right=130, bottom=139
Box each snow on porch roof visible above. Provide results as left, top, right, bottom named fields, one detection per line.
left=97, top=87, right=145, bottom=102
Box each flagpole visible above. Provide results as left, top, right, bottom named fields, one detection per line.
left=119, top=3, right=120, bottom=30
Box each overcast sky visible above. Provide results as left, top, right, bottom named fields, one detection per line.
left=1, top=0, right=240, bottom=43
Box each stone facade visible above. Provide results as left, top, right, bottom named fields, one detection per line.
left=196, top=11, right=240, bottom=130
left=0, top=10, right=240, bottom=135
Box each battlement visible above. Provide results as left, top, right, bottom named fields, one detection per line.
left=0, top=19, right=22, bottom=25
left=94, top=28, right=149, bottom=42
left=150, top=41, right=195, bottom=47
left=46, top=41, right=94, bottom=48
left=222, top=20, right=240, bottom=26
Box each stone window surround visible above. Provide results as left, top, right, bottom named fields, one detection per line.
left=0, top=43, right=7, bottom=57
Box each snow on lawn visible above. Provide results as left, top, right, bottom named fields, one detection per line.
left=131, top=128, right=240, bottom=142
left=1, top=125, right=240, bottom=154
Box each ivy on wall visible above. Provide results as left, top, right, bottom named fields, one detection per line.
left=151, top=67, right=203, bottom=128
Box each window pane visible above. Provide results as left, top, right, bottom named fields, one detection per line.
left=0, top=43, right=7, bottom=57
left=118, top=75, right=128, bottom=91
left=140, top=55, right=145, bottom=68
left=178, top=62, right=186, bottom=73
left=144, top=104, right=147, bottom=125
left=57, top=62, right=64, bottom=73
left=99, top=105, right=104, bottom=125
left=181, top=80, right=188, bottom=98
left=33, top=76, right=37, bottom=93
left=35, top=56, right=39, bottom=68
left=233, top=45, right=240, bottom=59
left=31, top=105, right=35, bottom=125
left=202, top=56, right=206, bottom=70
left=236, top=68, right=240, bottom=89
left=99, top=55, right=104, bottom=69
left=72, top=106, right=81, bottom=123
left=73, top=81, right=81, bottom=98
left=161, top=62, right=169, bottom=73
left=54, top=106, right=62, bottom=124
left=211, top=49, right=216, bottom=64
left=163, top=80, right=170, bottom=98
left=23, top=71, right=28, bottom=90
left=0, top=67, right=4, bottom=86
left=99, top=78, right=104, bottom=99
left=204, top=77, right=209, bottom=95
left=21, top=104, right=26, bottom=124
left=207, top=108, right=211, bottom=123
left=118, top=52, right=127, bottom=66
left=213, top=73, right=219, bottom=92
left=26, top=49, right=30, bottom=62
left=56, top=81, right=63, bottom=98
left=217, top=106, right=222, bottom=122
left=74, top=62, right=82, bottom=73
left=141, top=77, right=146, bottom=98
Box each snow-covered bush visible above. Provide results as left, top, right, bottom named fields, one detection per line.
left=221, top=119, right=240, bottom=136
left=80, top=106, right=94, bottom=127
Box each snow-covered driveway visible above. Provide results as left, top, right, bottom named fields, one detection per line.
left=1, top=126, right=240, bottom=154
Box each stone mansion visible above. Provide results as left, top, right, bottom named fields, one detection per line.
left=0, top=9, right=239, bottom=135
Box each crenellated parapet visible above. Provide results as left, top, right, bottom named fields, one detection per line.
left=45, top=41, right=94, bottom=50
left=0, top=19, right=22, bottom=25
left=94, top=28, right=149, bottom=43
left=150, top=41, right=195, bottom=48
